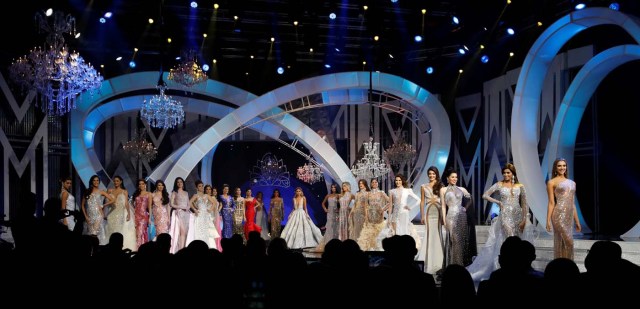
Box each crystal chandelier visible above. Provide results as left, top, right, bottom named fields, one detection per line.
left=250, top=153, right=291, bottom=187
left=122, top=129, right=158, bottom=162
left=141, top=81, right=185, bottom=129
left=168, top=50, right=207, bottom=88
left=9, top=10, right=103, bottom=116
left=384, top=138, right=417, bottom=167
left=351, top=137, right=390, bottom=180
left=297, top=159, right=324, bottom=185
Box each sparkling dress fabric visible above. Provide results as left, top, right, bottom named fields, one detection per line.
left=244, top=197, right=262, bottom=239
left=134, top=194, right=150, bottom=249
left=254, top=200, right=270, bottom=240
left=444, top=186, right=469, bottom=266
left=60, top=191, right=76, bottom=232
left=152, top=193, right=170, bottom=235
left=316, top=195, right=339, bottom=251
left=338, top=192, right=354, bottom=241
left=169, top=190, right=190, bottom=253
left=417, top=184, right=445, bottom=275
left=233, top=197, right=246, bottom=240
left=186, top=194, right=219, bottom=249
left=357, top=189, right=388, bottom=251
left=551, top=179, right=576, bottom=260
left=466, top=183, right=535, bottom=282
left=349, top=191, right=368, bottom=241
left=84, top=192, right=106, bottom=244
left=280, top=198, right=323, bottom=249
left=220, top=195, right=235, bottom=239
left=389, top=188, right=421, bottom=245
left=269, top=199, right=284, bottom=238
left=211, top=197, right=223, bottom=250
left=106, top=192, right=137, bottom=250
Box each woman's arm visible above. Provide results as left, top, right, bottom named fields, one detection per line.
left=321, top=194, right=329, bottom=213
left=124, top=190, right=131, bottom=221
left=419, top=186, right=426, bottom=224
left=573, top=183, right=581, bottom=232
left=482, top=183, right=501, bottom=206
left=61, top=190, right=69, bottom=225
left=189, top=195, right=199, bottom=214
left=439, top=187, right=447, bottom=227
left=519, top=185, right=528, bottom=226
left=546, top=180, right=555, bottom=232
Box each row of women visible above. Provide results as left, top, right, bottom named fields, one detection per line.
left=59, top=175, right=288, bottom=253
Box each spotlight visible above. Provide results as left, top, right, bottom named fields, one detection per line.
left=202, top=64, right=210, bottom=71
left=414, top=35, right=422, bottom=42
left=129, top=61, right=136, bottom=68
left=116, top=56, right=122, bottom=61
left=458, top=48, right=466, bottom=55
left=458, top=69, right=463, bottom=73
left=99, top=17, right=106, bottom=23
left=452, top=16, right=459, bottom=25
left=148, top=18, right=154, bottom=24
left=329, top=13, right=336, bottom=20
left=324, top=64, right=331, bottom=68
left=104, top=12, right=113, bottom=18
left=507, top=28, right=515, bottom=35
left=609, top=2, right=620, bottom=11
left=277, top=67, right=284, bottom=74
left=190, top=2, right=198, bottom=8
left=509, top=52, right=514, bottom=57
left=214, top=3, right=219, bottom=9
left=481, top=55, right=489, bottom=63
left=426, top=66, right=434, bottom=74
left=391, top=0, right=398, bottom=3
left=575, top=3, right=585, bottom=10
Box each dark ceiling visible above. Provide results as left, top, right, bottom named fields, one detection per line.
left=3, top=0, right=640, bottom=98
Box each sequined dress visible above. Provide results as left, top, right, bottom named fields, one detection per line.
left=233, top=197, right=246, bottom=240
left=85, top=192, right=106, bottom=244
left=244, top=197, right=262, bottom=239
left=187, top=194, right=219, bottom=249
left=152, top=193, right=170, bottom=235
left=280, top=197, right=323, bottom=249
left=60, top=190, right=76, bottom=232
left=316, top=195, right=339, bottom=251
left=134, top=194, right=150, bottom=248
left=270, top=198, right=284, bottom=238
left=357, top=189, right=388, bottom=251
left=255, top=200, right=270, bottom=240
left=551, top=179, right=576, bottom=260
left=107, top=192, right=137, bottom=250
left=220, top=195, right=235, bottom=238
left=169, top=190, right=190, bottom=253
left=349, top=191, right=368, bottom=240
left=338, top=192, right=354, bottom=241
left=444, top=186, right=469, bottom=266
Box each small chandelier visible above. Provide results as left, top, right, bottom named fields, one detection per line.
left=297, top=159, right=324, bottom=185
left=250, top=153, right=290, bottom=188
left=9, top=10, right=103, bottom=116
left=351, top=137, right=390, bottom=180
left=168, top=50, right=207, bottom=88
left=141, top=77, right=185, bottom=129
left=122, top=129, right=158, bottom=162
left=384, top=138, right=417, bottom=167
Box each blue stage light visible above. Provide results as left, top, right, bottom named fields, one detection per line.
left=202, top=64, right=210, bottom=71
left=414, top=35, right=422, bottom=42
left=507, top=28, right=515, bottom=35
left=129, top=61, right=136, bottom=68
left=609, top=2, right=620, bottom=11
left=277, top=67, right=284, bottom=74
left=426, top=66, right=434, bottom=74
left=481, top=55, right=489, bottom=63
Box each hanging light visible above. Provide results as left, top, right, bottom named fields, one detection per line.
left=9, top=10, right=103, bottom=116
left=141, top=74, right=185, bottom=129
left=168, top=50, right=207, bottom=88
left=297, top=159, right=324, bottom=184
left=384, top=138, right=417, bottom=167
left=351, top=137, right=390, bottom=180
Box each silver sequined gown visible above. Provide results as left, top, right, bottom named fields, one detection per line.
left=316, top=195, right=339, bottom=251
left=444, top=186, right=469, bottom=266
left=551, top=179, right=576, bottom=260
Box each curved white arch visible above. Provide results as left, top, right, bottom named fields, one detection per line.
left=547, top=45, right=640, bottom=237
left=511, top=7, right=640, bottom=231
left=161, top=71, right=451, bottom=210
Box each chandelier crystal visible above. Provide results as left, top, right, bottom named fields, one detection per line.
left=351, top=137, right=390, bottom=180
left=384, top=139, right=417, bottom=167
left=297, top=159, right=324, bottom=185
left=168, top=50, right=207, bottom=88
left=141, top=83, right=185, bottom=129
left=9, top=10, right=103, bottom=116
left=250, top=153, right=291, bottom=188
left=122, top=129, right=158, bottom=162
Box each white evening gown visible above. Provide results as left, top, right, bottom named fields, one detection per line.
left=280, top=198, right=323, bottom=249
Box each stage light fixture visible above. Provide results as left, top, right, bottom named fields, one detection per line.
left=481, top=55, right=489, bottom=63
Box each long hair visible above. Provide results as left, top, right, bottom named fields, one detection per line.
left=155, top=180, right=170, bottom=205
left=395, top=174, right=408, bottom=188
left=132, top=178, right=146, bottom=200
left=444, top=167, right=458, bottom=186
left=84, top=175, right=100, bottom=200
left=113, top=175, right=126, bottom=190
left=330, top=183, right=340, bottom=194
left=427, top=166, right=443, bottom=195
left=173, top=177, right=185, bottom=192
left=341, top=181, right=351, bottom=193
left=271, top=188, right=280, bottom=198
left=357, top=179, right=370, bottom=192
left=503, top=163, right=519, bottom=184
left=551, top=158, right=568, bottom=178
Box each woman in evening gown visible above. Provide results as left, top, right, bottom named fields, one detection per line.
left=467, top=163, right=533, bottom=281
left=169, top=177, right=190, bottom=253
left=207, top=185, right=224, bottom=250
left=243, top=188, right=262, bottom=239
left=388, top=174, right=420, bottom=244
left=220, top=184, right=235, bottom=239
left=269, top=189, right=284, bottom=238
left=349, top=179, right=369, bottom=241
left=132, top=179, right=153, bottom=249
left=440, top=169, right=471, bottom=266
left=106, top=175, right=136, bottom=250
left=546, top=158, right=581, bottom=260
left=59, top=176, right=76, bottom=232
left=151, top=180, right=171, bottom=236
left=187, top=180, right=219, bottom=249
left=280, top=187, right=323, bottom=249
left=357, top=178, right=388, bottom=251
left=81, top=175, right=114, bottom=245
left=254, top=191, right=270, bottom=241
left=233, top=187, right=247, bottom=241
left=338, top=182, right=355, bottom=241
left=418, top=166, right=445, bottom=274
left=315, top=183, right=340, bottom=251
